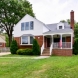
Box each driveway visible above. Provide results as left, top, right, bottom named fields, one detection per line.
left=0, top=52, right=11, bottom=56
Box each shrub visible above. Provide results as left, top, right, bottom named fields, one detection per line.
left=10, top=40, right=18, bottom=54
left=16, top=48, right=32, bottom=55
left=73, top=39, right=78, bottom=55
left=16, top=49, right=24, bottom=55
left=32, top=39, right=40, bottom=55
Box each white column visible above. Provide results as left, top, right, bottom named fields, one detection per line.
left=60, top=34, right=62, bottom=49
left=43, top=35, right=44, bottom=46
left=71, top=34, right=72, bottom=49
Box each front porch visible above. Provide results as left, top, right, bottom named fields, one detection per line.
left=41, top=34, right=73, bottom=56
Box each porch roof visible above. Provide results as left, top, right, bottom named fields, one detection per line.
left=43, top=29, right=73, bottom=35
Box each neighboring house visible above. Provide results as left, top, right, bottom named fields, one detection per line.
left=14, top=10, right=74, bottom=56
left=0, top=35, right=6, bottom=47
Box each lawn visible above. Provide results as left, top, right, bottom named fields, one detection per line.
left=0, top=55, right=78, bottom=78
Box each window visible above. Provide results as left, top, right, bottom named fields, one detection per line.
left=30, top=36, right=34, bottom=44
left=21, top=21, right=34, bottom=31
left=62, top=37, right=65, bottom=42
left=25, top=22, right=29, bottom=30
left=59, top=26, right=62, bottom=29
left=21, top=36, right=34, bottom=44
left=21, top=23, right=24, bottom=31
left=22, top=36, right=28, bottom=44
left=0, top=43, right=2, bottom=46
left=30, top=21, right=34, bottom=30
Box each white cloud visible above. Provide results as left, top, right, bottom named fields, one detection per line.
left=28, top=0, right=78, bottom=24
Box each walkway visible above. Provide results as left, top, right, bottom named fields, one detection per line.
left=0, top=52, right=11, bottom=56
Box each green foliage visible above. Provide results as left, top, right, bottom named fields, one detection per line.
left=16, top=48, right=32, bottom=55
left=10, top=40, right=18, bottom=54
left=32, top=39, right=40, bottom=55
left=73, top=39, right=78, bottom=55
left=74, top=22, right=78, bottom=38
left=0, top=0, right=35, bottom=46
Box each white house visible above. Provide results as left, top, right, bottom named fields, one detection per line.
left=14, top=10, right=74, bottom=56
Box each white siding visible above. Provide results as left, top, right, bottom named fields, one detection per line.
left=43, top=26, right=49, bottom=33
left=14, top=14, right=48, bottom=37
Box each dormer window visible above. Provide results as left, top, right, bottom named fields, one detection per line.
left=59, top=26, right=62, bottom=29
left=57, top=22, right=64, bottom=30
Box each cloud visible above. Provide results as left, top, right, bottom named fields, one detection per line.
left=28, top=0, right=78, bottom=23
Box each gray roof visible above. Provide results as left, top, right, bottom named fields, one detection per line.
left=43, top=29, right=73, bottom=34
left=45, top=22, right=71, bottom=31
left=43, top=22, right=73, bottom=34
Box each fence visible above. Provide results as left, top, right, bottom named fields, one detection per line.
left=53, top=42, right=71, bottom=49
left=0, top=47, right=10, bottom=52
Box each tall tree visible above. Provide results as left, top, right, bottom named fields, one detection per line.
left=0, top=0, right=35, bottom=46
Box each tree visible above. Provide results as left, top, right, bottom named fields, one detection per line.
left=10, top=40, right=18, bottom=54
left=73, top=39, right=78, bottom=55
left=0, top=0, right=35, bottom=46
left=32, top=39, right=40, bottom=55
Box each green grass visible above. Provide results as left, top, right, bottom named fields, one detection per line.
left=0, top=55, right=78, bottom=78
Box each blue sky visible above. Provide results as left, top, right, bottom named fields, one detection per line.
left=28, top=0, right=78, bottom=24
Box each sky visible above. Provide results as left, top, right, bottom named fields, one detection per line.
left=28, top=0, right=78, bottom=24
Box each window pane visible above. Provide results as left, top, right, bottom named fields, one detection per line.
left=22, top=36, right=28, bottom=44
left=30, top=21, right=34, bottom=30
left=59, top=26, right=62, bottom=29
left=21, top=23, right=24, bottom=31
left=25, top=22, right=29, bottom=30
left=30, top=36, right=34, bottom=44
left=62, top=37, right=65, bottom=42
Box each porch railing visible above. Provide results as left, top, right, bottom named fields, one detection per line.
left=41, top=43, right=44, bottom=55
left=53, top=42, right=71, bottom=49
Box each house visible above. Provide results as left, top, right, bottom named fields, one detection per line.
left=14, top=10, right=74, bottom=56
left=0, top=35, right=6, bottom=47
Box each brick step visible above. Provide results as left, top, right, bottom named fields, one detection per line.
left=41, top=54, right=50, bottom=56
left=41, top=48, right=50, bottom=56
left=43, top=50, right=50, bottom=52
left=43, top=51, right=50, bottom=53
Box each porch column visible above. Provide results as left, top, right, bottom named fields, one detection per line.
left=60, top=34, right=62, bottom=49
left=71, top=34, right=72, bottom=49
left=43, top=35, right=44, bottom=48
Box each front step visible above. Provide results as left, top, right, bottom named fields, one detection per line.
left=41, top=48, right=50, bottom=56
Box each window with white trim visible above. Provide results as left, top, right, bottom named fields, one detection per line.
left=21, top=36, right=34, bottom=44
left=22, top=36, right=28, bottom=44
left=21, top=23, right=24, bottom=31
left=21, top=21, right=34, bottom=31
left=30, top=21, right=34, bottom=30
left=59, top=26, right=62, bottom=29
left=25, top=22, right=29, bottom=30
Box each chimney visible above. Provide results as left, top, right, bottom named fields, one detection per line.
left=70, top=10, right=74, bottom=30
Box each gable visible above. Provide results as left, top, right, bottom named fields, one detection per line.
left=14, top=14, right=49, bottom=37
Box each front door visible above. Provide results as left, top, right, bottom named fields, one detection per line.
left=47, top=38, right=50, bottom=47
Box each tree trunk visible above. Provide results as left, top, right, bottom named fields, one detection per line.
left=8, top=34, right=12, bottom=47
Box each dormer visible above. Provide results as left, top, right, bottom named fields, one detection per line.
left=57, top=22, right=64, bottom=30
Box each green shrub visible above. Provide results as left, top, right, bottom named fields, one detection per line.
left=32, top=39, right=40, bottom=55
left=10, top=40, right=18, bottom=54
left=16, top=48, right=32, bottom=55
left=16, top=49, right=24, bottom=55
left=73, top=39, right=78, bottom=55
